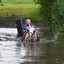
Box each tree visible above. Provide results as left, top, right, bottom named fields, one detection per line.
left=37, top=0, right=64, bottom=40
left=0, top=0, right=4, bottom=6
left=0, top=0, right=1, bottom=2
left=37, top=0, right=54, bottom=25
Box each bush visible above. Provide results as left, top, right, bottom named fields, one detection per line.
left=37, top=0, right=64, bottom=40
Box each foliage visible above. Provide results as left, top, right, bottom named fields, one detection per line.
left=0, top=0, right=3, bottom=6
left=52, top=0, right=64, bottom=40
left=37, top=0, right=64, bottom=40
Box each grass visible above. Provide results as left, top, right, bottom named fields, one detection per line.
left=0, top=0, right=41, bottom=21
left=2, top=0, right=34, bottom=4
left=0, top=3, right=41, bottom=21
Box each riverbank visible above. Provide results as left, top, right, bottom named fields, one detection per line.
left=0, top=17, right=17, bottom=27
left=0, top=16, right=44, bottom=27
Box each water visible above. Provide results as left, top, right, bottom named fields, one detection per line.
left=0, top=28, right=64, bottom=64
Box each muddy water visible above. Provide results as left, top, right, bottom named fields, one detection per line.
left=0, top=28, right=64, bottom=64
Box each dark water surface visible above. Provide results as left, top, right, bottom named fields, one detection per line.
left=0, top=28, right=64, bottom=64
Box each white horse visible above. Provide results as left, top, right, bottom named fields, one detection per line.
left=25, top=26, right=39, bottom=42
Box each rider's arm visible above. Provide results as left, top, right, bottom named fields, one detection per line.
left=23, top=24, right=29, bottom=32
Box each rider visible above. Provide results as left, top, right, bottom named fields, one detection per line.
left=23, top=19, right=34, bottom=31
left=23, top=19, right=35, bottom=40
left=22, top=19, right=39, bottom=42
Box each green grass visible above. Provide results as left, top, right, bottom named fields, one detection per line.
left=0, top=0, right=41, bottom=21
left=2, top=0, right=34, bottom=4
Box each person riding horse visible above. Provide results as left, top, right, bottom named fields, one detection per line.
left=22, top=19, right=39, bottom=42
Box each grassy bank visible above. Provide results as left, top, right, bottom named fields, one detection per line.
left=0, top=0, right=41, bottom=21
left=2, top=0, right=34, bottom=4
left=0, top=4, right=41, bottom=21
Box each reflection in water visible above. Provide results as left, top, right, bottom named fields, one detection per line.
left=16, top=41, right=46, bottom=64
left=0, top=40, right=46, bottom=64
left=0, top=28, right=64, bottom=64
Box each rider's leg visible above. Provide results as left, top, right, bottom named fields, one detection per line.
left=22, top=32, right=27, bottom=41
left=25, top=33, right=29, bottom=40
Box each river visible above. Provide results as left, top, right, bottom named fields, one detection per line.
left=0, top=28, right=64, bottom=64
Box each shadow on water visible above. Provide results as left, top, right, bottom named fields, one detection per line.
left=0, top=28, right=64, bottom=64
